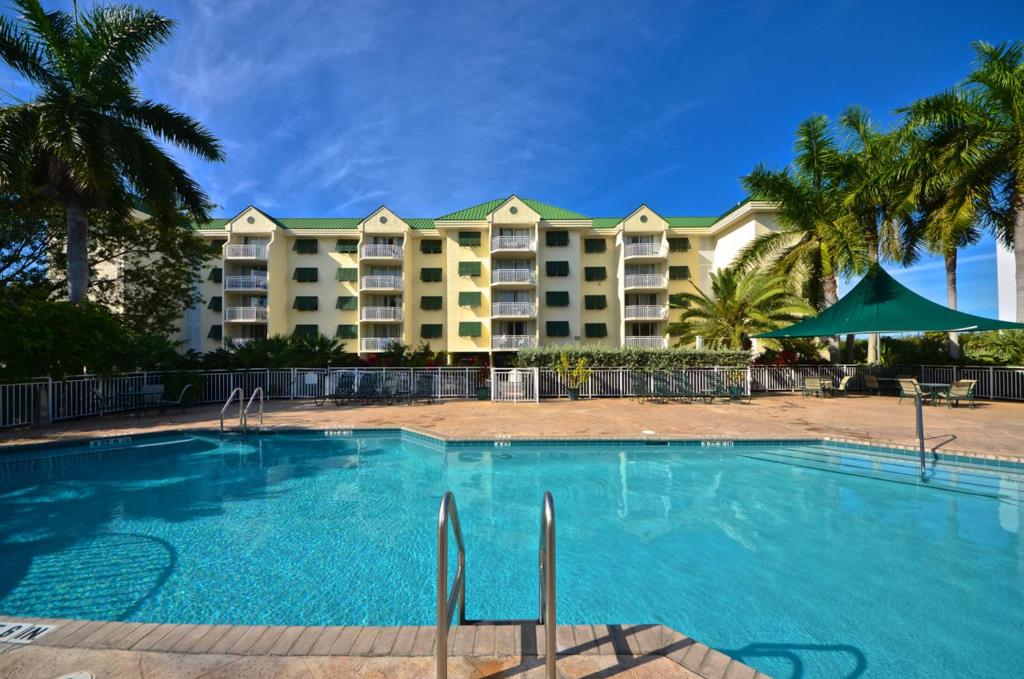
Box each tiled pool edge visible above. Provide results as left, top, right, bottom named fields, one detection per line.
left=0, top=618, right=769, bottom=679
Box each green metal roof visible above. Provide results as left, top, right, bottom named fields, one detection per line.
left=405, top=218, right=436, bottom=230
left=590, top=217, right=621, bottom=229
left=196, top=218, right=229, bottom=230
left=437, top=197, right=588, bottom=221
left=274, top=217, right=361, bottom=230
left=666, top=216, right=717, bottom=228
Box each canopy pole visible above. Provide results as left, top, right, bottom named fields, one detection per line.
left=915, top=393, right=926, bottom=482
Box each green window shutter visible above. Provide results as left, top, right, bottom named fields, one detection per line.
left=585, top=323, right=608, bottom=338
left=458, top=291, right=481, bottom=307
left=546, top=291, right=569, bottom=307
left=207, top=324, right=222, bottom=340
left=335, top=324, right=358, bottom=339
left=546, top=321, right=570, bottom=337
left=546, top=261, right=569, bottom=277
left=336, top=295, right=358, bottom=310
left=457, top=231, right=481, bottom=247
left=420, top=267, right=442, bottom=282
left=584, top=266, right=607, bottom=281
left=293, top=238, right=319, bottom=254
left=336, top=267, right=357, bottom=282
left=458, top=321, right=482, bottom=337
left=208, top=267, right=222, bottom=283
left=294, top=324, right=319, bottom=337
left=293, top=296, right=319, bottom=311
left=294, top=267, right=319, bottom=282
left=335, top=239, right=358, bottom=253
left=584, top=238, right=606, bottom=253
left=207, top=296, right=222, bottom=312
left=420, top=295, right=443, bottom=310
left=669, top=266, right=691, bottom=280
left=458, top=261, right=481, bottom=277
left=420, top=239, right=442, bottom=254
left=421, top=324, right=443, bottom=338
left=584, top=295, right=607, bottom=310
left=545, top=230, right=569, bottom=246
left=668, top=237, right=691, bottom=252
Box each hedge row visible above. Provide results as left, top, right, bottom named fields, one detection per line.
left=514, top=345, right=751, bottom=369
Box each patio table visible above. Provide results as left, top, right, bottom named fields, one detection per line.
left=918, top=382, right=950, bottom=404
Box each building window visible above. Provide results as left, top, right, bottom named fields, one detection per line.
left=208, top=267, right=222, bottom=283
left=421, top=295, right=443, bottom=310
left=421, top=324, right=443, bottom=338
left=639, top=214, right=649, bottom=223
left=421, top=267, right=442, bottom=282
left=336, top=295, right=358, bottom=310
left=293, top=296, right=319, bottom=311
left=546, top=261, right=569, bottom=277
left=335, top=324, right=358, bottom=339
left=336, top=239, right=358, bottom=253
left=207, top=296, right=222, bottom=312
left=585, top=323, right=608, bottom=338
left=457, top=231, right=481, bottom=247
left=546, top=291, right=569, bottom=307
left=293, top=238, right=318, bottom=254
left=584, top=238, right=606, bottom=253
left=584, top=266, right=606, bottom=281
left=420, top=239, right=442, bottom=254
left=668, top=237, right=691, bottom=252
left=546, top=321, right=570, bottom=337
left=294, top=267, right=319, bottom=282
left=207, top=324, right=222, bottom=340
left=458, top=291, right=481, bottom=307
left=458, top=261, right=481, bottom=277
left=459, top=321, right=482, bottom=337
left=584, top=295, right=606, bottom=310
left=336, top=267, right=358, bottom=282
left=294, top=324, right=319, bottom=337
left=669, top=266, right=691, bottom=280
left=546, top=230, right=569, bottom=247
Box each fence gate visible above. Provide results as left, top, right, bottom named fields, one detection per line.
left=491, top=368, right=539, bottom=402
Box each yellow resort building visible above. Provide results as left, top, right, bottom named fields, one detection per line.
left=179, top=196, right=779, bottom=361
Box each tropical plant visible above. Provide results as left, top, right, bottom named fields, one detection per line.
left=515, top=346, right=751, bottom=369
left=961, top=330, right=1024, bottom=365
left=555, top=353, right=592, bottom=390
left=668, top=267, right=814, bottom=351
left=0, top=0, right=223, bottom=303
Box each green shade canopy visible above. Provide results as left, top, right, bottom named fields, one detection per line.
left=754, top=264, right=1024, bottom=338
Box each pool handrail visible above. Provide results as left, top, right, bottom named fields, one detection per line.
left=436, top=491, right=466, bottom=679
left=219, top=387, right=243, bottom=436
left=243, top=387, right=264, bottom=434
left=538, top=491, right=556, bottom=678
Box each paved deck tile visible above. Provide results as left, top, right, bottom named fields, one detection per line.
left=492, top=624, right=517, bottom=657
left=172, top=624, right=228, bottom=654
left=108, top=623, right=160, bottom=651
left=268, top=625, right=305, bottom=655
left=247, top=625, right=289, bottom=655
left=204, top=625, right=249, bottom=654
left=390, top=626, right=419, bottom=656
left=307, top=626, right=346, bottom=656
left=287, top=626, right=326, bottom=656
left=410, top=626, right=436, bottom=656
left=369, top=626, right=400, bottom=656
left=131, top=623, right=180, bottom=652
left=225, top=625, right=267, bottom=654
left=723, top=663, right=757, bottom=679
left=473, top=623, right=495, bottom=656
left=347, top=626, right=381, bottom=655
left=328, top=626, right=362, bottom=655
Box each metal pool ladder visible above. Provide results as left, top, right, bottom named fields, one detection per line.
left=243, top=387, right=263, bottom=434
left=436, top=491, right=556, bottom=679
left=219, top=387, right=243, bottom=436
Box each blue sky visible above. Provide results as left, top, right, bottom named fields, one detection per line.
left=5, top=0, right=1023, bottom=315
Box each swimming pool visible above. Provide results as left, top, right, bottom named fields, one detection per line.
left=1, top=430, right=1021, bottom=678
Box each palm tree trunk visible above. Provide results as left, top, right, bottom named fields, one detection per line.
left=822, top=274, right=840, bottom=361
left=866, top=241, right=879, bottom=363
left=1015, top=187, right=1024, bottom=322
left=945, top=248, right=960, bottom=359
left=66, top=204, right=90, bottom=303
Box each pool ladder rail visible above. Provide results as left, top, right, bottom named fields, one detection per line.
left=436, top=491, right=556, bottom=679
left=219, top=387, right=264, bottom=436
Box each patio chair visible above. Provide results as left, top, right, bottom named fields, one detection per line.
left=380, top=375, right=401, bottom=404
left=630, top=372, right=650, bottom=403
left=699, top=372, right=730, bottom=403
left=833, top=375, right=853, bottom=397
left=863, top=374, right=882, bottom=395
left=411, top=373, right=436, bottom=404
left=159, top=384, right=193, bottom=414
left=355, top=373, right=382, bottom=404
left=651, top=372, right=672, bottom=402
left=802, top=376, right=826, bottom=398
left=127, top=384, right=164, bottom=417
left=329, top=373, right=356, bottom=406
left=91, top=387, right=124, bottom=417
left=897, top=378, right=926, bottom=405
left=671, top=373, right=695, bottom=403
left=934, top=379, right=977, bottom=409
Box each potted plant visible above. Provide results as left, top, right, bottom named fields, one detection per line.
left=475, top=360, right=491, bottom=400
left=556, top=353, right=592, bottom=401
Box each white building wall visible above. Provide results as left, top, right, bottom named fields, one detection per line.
left=711, top=220, right=759, bottom=272
left=997, top=242, right=1017, bottom=321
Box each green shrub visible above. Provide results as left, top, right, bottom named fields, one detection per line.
left=962, top=330, right=1024, bottom=365
left=514, top=345, right=750, bottom=369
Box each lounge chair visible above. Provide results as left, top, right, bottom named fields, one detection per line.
left=833, top=375, right=852, bottom=396
left=355, top=373, right=382, bottom=404
left=934, top=379, right=977, bottom=409
left=380, top=375, right=401, bottom=404
left=897, top=378, right=926, bottom=405
left=411, top=373, right=436, bottom=404
left=699, top=372, right=730, bottom=403
left=159, top=384, right=193, bottom=414
left=329, top=373, right=356, bottom=405
left=670, top=372, right=695, bottom=403
left=863, top=374, right=882, bottom=395
left=630, top=372, right=650, bottom=403
left=651, top=372, right=672, bottom=402
left=92, top=387, right=124, bottom=417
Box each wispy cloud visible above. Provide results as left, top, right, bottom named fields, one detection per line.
left=889, top=252, right=996, bottom=278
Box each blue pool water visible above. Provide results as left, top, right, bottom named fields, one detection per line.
left=0, top=431, right=1021, bottom=678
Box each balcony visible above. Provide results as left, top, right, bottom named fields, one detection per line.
left=225, top=244, right=268, bottom=260
left=230, top=337, right=258, bottom=348
left=360, top=307, right=404, bottom=322
left=360, top=243, right=403, bottom=259
left=225, top=307, right=269, bottom=323
left=224, top=274, right=268, bottom=291
left=492, top=335, right=538, bottom=351
left=491, top=302, right=537, bottom=318
left=624, top=242, right=668, bottom=259
left=625, top=336, right=667, bottom=349
left=360, top=337, right=401, bottom=353
left=623, top=274, right=667, bottom=290
left=360, top=275, right=403, bottom=291
left=491, top=269, right=537, bottom=286
left=491, top=236, right=536, bottom=253
left=624, top=305, right=668, bottom=320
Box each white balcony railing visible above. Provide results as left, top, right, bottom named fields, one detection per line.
left=225, top=244, right=268, bottom=259
left=225, top=307, right=269, bottom=322
left=625, top=336, right=667, bottom=349
left=360, top=307, right=404, bottom=322
left=623, top=274, right=667, bottom=289
left=492, top=335, right=538, bottom=351
left=224, top=275, right=268, bottom=291
left=491, top=302, right=537, bottom=318
left=491, top=236, right=536, bottom=252
left=624, top=242, right=668, bottom=258
left=624, top=305, right=668, bottom=320
left=360, top=337, right=401, bottom=353
left=230, top=337, right=257, bottom=347
left=360, top=275, right=403, bottom=291
left=491, top=269, right=537, bottom=285
left=360, top=244, right=403, bottom=259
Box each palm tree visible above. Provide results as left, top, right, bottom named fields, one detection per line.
left=905, top=40, right=1024, bottom=321
left=668, top=267, right=813, bottom=350
left=0, top=0, right=223, bottom=303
